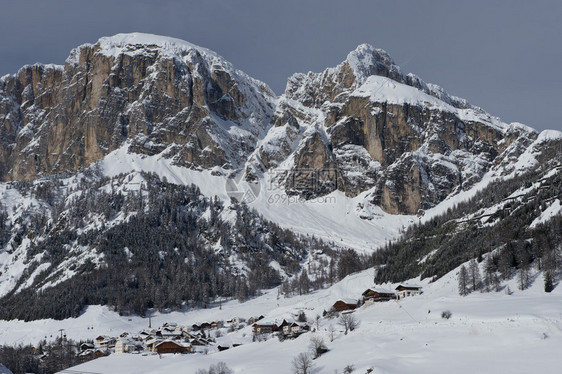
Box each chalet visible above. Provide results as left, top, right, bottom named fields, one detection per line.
left=227, top=317, right=241, bottom=325
left=279, top=320, right=290, bottom=335
left=78, top=348, right=107, bottom=359
left=289, top=322, right=306, bottom=335
left=139, top=331, right=153, bottom=341
left=395, top=284, right=423, bottom=300
left=161, top=328, right=183, bottom=340
left=97, top=337, right=116, bottom=350
left=115, top=339, right=129, bottom=354
left=248, top=315, right=265, bottom=324
left=95, top=335, right=110, bottom=345
left=79, top=342, right=95, bottom=352
left=332, top=299, right=359, bottom=312
left=252, top=323, right=278, bottom=335
left=190, top=338, right=208, bottom=346
left=144, top=337, right=161, bottom=352
left=153, top=340, right=191, bottom=354
left=362, top=288, right=396, bottom=302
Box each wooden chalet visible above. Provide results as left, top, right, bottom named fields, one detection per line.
left=153, top=340, right=191, bottom=354
left=78, top=348, right=107, bottom=359
left=332, top=299, right=359, bottom=312
left=279, top=319, right=290, bottom=334
left=362, top=288, right=396, bottom=302
left=79, top=342, right=95, bottom=351
left=395, top=284, right=423, bottom=300
left=252, top=322, right=278, bottom=335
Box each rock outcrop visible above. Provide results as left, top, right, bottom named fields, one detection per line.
left=253, top=44, right=537, bottom=214
left=0, top=33, right=275, bottom=181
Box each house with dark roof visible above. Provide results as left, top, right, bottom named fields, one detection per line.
left=332, top=298, right=359, bottom=312
left=362, top=288, right=396, bottom=302
left=395, top=284, right=423, bottom=300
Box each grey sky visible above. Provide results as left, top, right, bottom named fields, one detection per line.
left=1, top=0, right=560, bottom=132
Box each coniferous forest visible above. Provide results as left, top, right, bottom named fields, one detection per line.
left=0, top=172, right=370, bottom=321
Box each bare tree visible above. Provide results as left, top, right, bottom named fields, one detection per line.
left=309, top=335, right=328, bottom=358
left=196, top=362, right=232, bottom=374
left=292, top=352, right=314, bottom=374
left=338, top=313, right=359, bottom=335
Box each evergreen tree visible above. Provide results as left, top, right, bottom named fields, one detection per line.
left=458, top=265, right=469, bottom=296
left=468, top=259, right=482, bottom=292
left=544, top=271, right=554, bottom=293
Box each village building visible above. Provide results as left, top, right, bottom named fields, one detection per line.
left=362, top=288, right=396, bottom=302
left=395, top=284, right=423, bottom=300
left=160, top=328, right=183, bottom=340
left=152, top=340, right=191, bottom=354
left=114, top=338, right=141, bottom=354
left=78, top=348, right=107, bottom=360
left=95, top=336, right=116, bottom=350
left=79, top=342, right=95, bottom=351
left=252, top=322, right=278, bottom=335
left=332, top=298, right=359, bottom=312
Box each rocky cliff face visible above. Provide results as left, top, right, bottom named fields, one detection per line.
left=0, top=33, right=275, bottom=181
left=252, top=44, right=537, bottom=214
left=1, top=34, right=538, bottom=215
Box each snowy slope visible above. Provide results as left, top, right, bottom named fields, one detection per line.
left=12, top=263, right=554, bottom=374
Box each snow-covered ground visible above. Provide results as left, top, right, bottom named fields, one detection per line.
left=0, top=262, right=559, bottom=374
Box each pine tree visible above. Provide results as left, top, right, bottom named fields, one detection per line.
left=544, top=271, right=554, bottom=293
left=468, top=259, right=482, bottom=292
left=458, top=265, right=469, bottom=296
left=518, top=253, right=531, bottom=290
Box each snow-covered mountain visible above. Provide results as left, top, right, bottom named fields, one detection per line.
left=0, top=33, right=560, bottom=325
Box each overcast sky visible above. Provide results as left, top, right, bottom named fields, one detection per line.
left=1, top=0, right=560, bottom=131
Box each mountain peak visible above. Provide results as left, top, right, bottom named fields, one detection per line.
left=345, top=43, right=403, bottom=84
left=66, top=32, right=221, bottom=66
left=96, top=32, right=212, bottom=56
